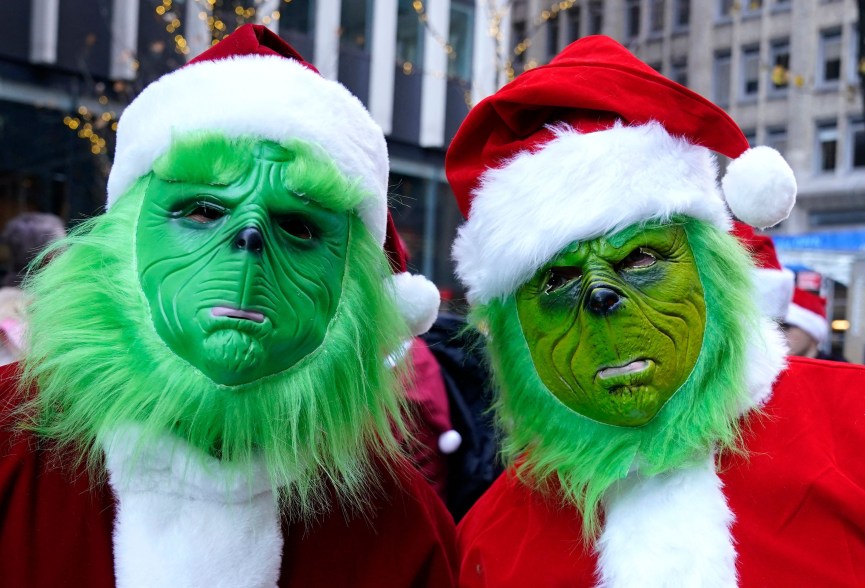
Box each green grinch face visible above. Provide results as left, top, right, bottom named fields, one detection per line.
left=515, top=223, right=706, bottom=427
left=136, top=141, right=349, bottom=386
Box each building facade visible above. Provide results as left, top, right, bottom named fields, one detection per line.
left=0, top=0, right=500, bottom=304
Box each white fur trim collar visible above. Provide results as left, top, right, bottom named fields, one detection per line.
left=597, top=456, right=737, bottom=588
left=452, top=122, right=731, bottom=305
left=103, top=425, right=283, bottom=588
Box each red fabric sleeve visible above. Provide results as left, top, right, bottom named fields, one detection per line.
left=281, top=460, right=459, bottom=587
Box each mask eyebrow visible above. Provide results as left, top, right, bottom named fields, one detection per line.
left=152, top=132, right=255, bottom=186
left=606, top=224, right=648, bottom=249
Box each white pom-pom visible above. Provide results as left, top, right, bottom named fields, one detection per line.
left=721, top=146, right=796, bottom=229
left=389, top=272, right=440, bottom=336
left=438, top=429, right=462, bottom=454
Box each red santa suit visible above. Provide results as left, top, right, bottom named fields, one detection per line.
left=457, top=357, right=865, bottom=587
left=0, top=364, right=458, bottom=588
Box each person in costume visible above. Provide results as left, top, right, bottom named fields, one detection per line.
left=0, top=25, right=456, bottom=587
left=446, top=36, right=865, bottom=587
left=782, top=287, right=846, bottom=361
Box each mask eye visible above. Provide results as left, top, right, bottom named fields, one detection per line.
left=184, top=203, right=225, bottom=224
left=275, top=215, right=317, bottom=241
left=544, top=266, right=582, bottom=294
left=619, top=247, right=657, bottom=270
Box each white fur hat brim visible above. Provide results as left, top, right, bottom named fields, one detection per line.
left=108, top=55, right=389, bottom=244
left=452, top=122, right=730, bottom=305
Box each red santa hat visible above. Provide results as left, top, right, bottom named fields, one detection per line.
left=447, top=35, right=796, bottom=304
left=108, top=24, right=388, bottom=244
left=108, top=24, right=439, bottom=334
left=786, top=288, right=829, bottom=344
left=731, top=222, right=795, bottom=321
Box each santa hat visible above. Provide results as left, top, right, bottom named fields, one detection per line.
left=786, top=288, right=829, bottom=344
left=108, top=24, right=387, bottom=242
left=383, top=214, right=440, bottom=337
left=731, top=222, right=795, bottom=321
left=108, top=24, right=438, bottom=334
left=447, top=35, right=796, bottom=305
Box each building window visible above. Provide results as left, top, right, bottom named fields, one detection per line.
left=396, top=0, right=425, bottom=68
left=546, top=11, right=560, bottom=60
left=589, top=1, right=603, bottom=35
left=742, top=128, right=757, bottom=146
left=817, top=121, right=838, bottom=172
left=626, top=0, right=641, bottom=38
left=649, top=0, right=665, bottom=34
left=819, top=28, right=842, bottom=86
left=743, top=0, right=763, bottom=15
left=741, top=45, right=760, bottom=99
left=673, top=0, right=690, bottom=29
left=340, top=0, right=371, bottom=52
left=713, top=50, right=732, bottom=106
left=568, top=6, right=582, bottom=41
left=849, top=118, right=865, bottom=169
left=281, top=0, right=315, bottom=34
left=718, top=0, right=734, bottom=19
left=512, top=19, right=527, bottom=72
left=769, top=39, right=790, bottom=93
left=766, top=126, right=788, bottom=157
left=773, top=0, right=791, bottom=10
left=448, top=3, right=474, bottom=81
left=671, top=56, right=688, bottom=86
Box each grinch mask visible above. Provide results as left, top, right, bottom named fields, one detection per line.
left=137, top=140, right=349, bottom=386
left=475, top=217, right=758, bottom=535
left=515, top=224, right=706, bottom=426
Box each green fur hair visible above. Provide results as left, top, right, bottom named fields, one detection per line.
left=18, top=135, right=409, bottom=518
left=473, top=216, right=758, bottom=537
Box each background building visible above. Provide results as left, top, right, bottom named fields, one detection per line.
left=0, top=0, right=500, bottom=306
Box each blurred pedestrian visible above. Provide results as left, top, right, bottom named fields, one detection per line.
left=0, top=212, right=65, bottom=364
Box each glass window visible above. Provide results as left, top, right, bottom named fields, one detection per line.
left=448, top=3, right=474, bottom=81
left=769, top=39, right=790, bottom=92
left=713, top=50, right=732, bottom=106
left=718, top=0, right=734, bottom=19
left=396, top=0, right=425, bottom=67
left=741, top=45, right=760, bottom=99
left=671, top=57, right=688, bottom=86
left=546, top=11, right=560, bottom=60
left=589, top=1, right=603, bottom=35
left=673, top=0, right=690, bottom=29
left=743, top=0, right=763, bottom=14
left=340, top=0, right=371, bottom=52
left=819, top=29, right=842, bottom=85
left=281, top=0, right=315, bottom=34
left=742, top=128, right=757, bottom=147
left=512, top=19, right=527, bottom=71
left=626, top=0, right=641, bottom=38
left=649, top=0, right=665, bottom=34
left=567, top=6, right=582, bottom=41
left=817, top=121, right=838, bottom=172
left=849, top=118, right=865, bottom=168
left=766, top=126, right=787, bottom=157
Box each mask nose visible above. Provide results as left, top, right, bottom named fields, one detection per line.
left=234, top=226, right=263, bottom=254
left=586, top=285, right=623, bottom=316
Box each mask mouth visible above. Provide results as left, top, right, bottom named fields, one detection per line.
left=596, top=359, right=652, bottom=381
left=211, top=306, right=265, bottom=324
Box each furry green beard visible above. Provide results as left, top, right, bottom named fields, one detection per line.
left=473, top=217, right=759, bottom=537
left=18, top=175, right=409, bottom=519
